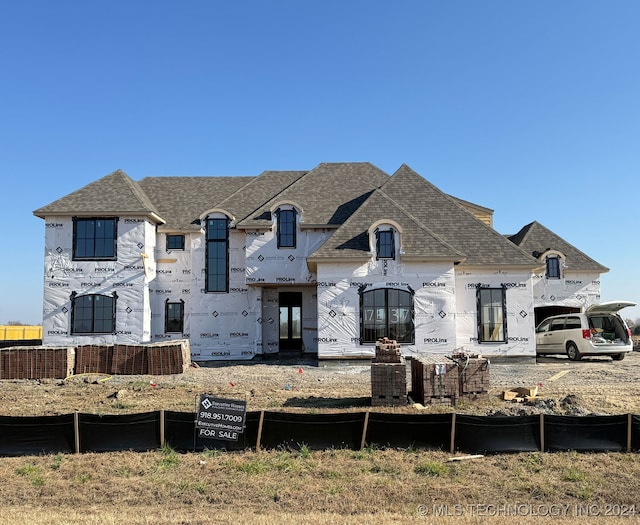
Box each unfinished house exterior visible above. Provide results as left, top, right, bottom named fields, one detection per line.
left=33, top=163, right=609, bottom=361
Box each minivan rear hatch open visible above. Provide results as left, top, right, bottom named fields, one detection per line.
left=586, top=301, right=637, bottom=314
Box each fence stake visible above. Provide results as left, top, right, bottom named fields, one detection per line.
left=160, top=409, right=165, bottom=447
left=539, top=413, right=545, bottom=452
left=360, top=410, right=370, bottom=450
left=256, top=410, right=265, bottom=451
left=449, top=413, right=456, bottom=454
left=628, top=413, right=632, bottom=453
left=74, top=411, right=80, bottom=454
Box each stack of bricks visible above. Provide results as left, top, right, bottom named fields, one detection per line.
left=70, top=341, right=190, bottom=377
left=456, top=354, right=490, bottom=400
left=75, top=344, right=115, bottom=375
left=410, top=352, right=489, bottom=406
left=0, top=347, right=73, bottom=380
left=411, top=356, right=459, bottom=406
left=111, top=344, right=148, bottom=375
left=371, top=338, right=407, bottom=407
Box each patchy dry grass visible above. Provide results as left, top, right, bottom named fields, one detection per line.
left=0, top=448, right=639, bottom=524
left=1, top=356, right=640, bottom=523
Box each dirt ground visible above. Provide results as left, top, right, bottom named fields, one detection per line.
left=1, top=351, right=640, bottom=417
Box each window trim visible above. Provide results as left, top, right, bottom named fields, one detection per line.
left=476, top=285, right=507, bottom=343
left=205, top=217, right=229, bottom=293
left=276, top=208, right=297, bottom=249
left=165, top=299, right=185, bottom=333
left=359, top=287, right=415, bottom=344
left=70, top=291, right=117, bottom=334
left=72, top=217, right=118, bottom=261
left=166, top=234, right=185, bottom=251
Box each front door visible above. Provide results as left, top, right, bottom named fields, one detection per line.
left=279, top=292, right=302, bottom=352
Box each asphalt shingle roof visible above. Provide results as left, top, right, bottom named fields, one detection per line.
left=378, top=165, right=539, bottom=267
left=215, top=170, right=307, bottom=225
left=508, top=221, right=609, bottom=273
left=34, top=163, right=600, bottom=272
left=33, top=170, right=163, bottom=221
left=310, top=189, right=465, bottom=261
left=237, top=162, right=389, bottom=228
left=137, top=176, right=253, bottom=231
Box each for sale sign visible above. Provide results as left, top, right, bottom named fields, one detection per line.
left=196, top=395, right=246, bottom=441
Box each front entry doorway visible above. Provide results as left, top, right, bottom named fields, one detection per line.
left=279, top=292, right=302, bottom=352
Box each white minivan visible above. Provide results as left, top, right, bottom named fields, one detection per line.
left=535, top=301, right=636, bottom=361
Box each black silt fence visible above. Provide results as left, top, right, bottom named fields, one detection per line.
left=78, top=412, right=161, bottom=453
left=0, top=411, right=638, bottom=457
left=454, top=415, right=541, bottom=454
left=544, top=415, right=628, bottom=452
left=256, top=412, right=366, bottom=450
left=365, top=412, right=452, bottom=450
left=0, top=414, right=75, bottom=456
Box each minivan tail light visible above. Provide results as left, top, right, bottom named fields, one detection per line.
left=628, top=328, right=632, bottom=338
left=582, top=329, right=592, bottom=340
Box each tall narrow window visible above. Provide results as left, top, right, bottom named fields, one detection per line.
left=165, top=300, right=184, bottom=333
left=73, top=218, right=117, bottom=260
left=206, top=218, right=229, bottom=292
left=546, top=256, right=561, bottom=279
left=476, top=287, right=507, bottom=343
left=376, top=229, right=395, bottom=259
left=360, top=288, right=414, bottom=344
left=277, top=209, right=296, bottom=248
left=71, top=292, right=116, bottom=334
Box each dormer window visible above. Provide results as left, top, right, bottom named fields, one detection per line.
left=376, top=228, right=395, bottom=260
left=546, top=256, right=561, bottom=279
left=277, top=208, right=296, bottom=248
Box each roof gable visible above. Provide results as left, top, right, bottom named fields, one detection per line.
left=215, top=170, right=307, bottom=224
left=379, top=165, right=538, bottom=267
left=508, top=221, right=609, bottom=273
left=310, top=189, right=465, bottom=261
left=34, top=170, right=163, bottom=223
left=237, top=162, right=389, bottom=228
left=137, top=176, right=255, bottom=231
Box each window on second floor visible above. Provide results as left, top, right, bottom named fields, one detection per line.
left=375, top=229, right=395, bottom=260
left=73, top=218, right=117, bottom=260
left=70, top=292, right=116, bottom=334
left=546, top=256, right=561, bottom=279
left=206, top=217, right=229, bottom=292
left=166, top=234, right=185, bottom=251
left=277, top=209, right=296, bottom=248
left=165, top=300, right=184, bottom=333
left=476, top=286, right=507, bottom=343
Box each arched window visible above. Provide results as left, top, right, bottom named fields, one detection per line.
left=71, top=292, right=116, bottom=334
left=360, top=288, right=414, bottom=344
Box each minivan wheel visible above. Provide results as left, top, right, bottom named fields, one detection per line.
left=611, top=353, right=625, bottom=361
left=566, top=343, right=582, bottom=361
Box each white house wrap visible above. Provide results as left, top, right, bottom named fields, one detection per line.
left=34, top=163, right=610, bottom=361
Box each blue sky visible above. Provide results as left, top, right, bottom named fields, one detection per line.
left=1, top=1, right=639, bottom=324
